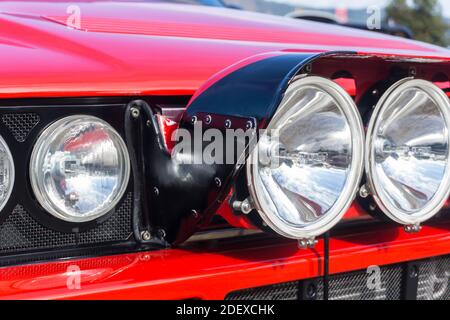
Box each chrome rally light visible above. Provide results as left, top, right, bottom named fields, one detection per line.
left=246, top=76, right=365, bottom=241
left=30, top=115, right=131, bottom=223
left=0, top=135, right=14, bottom=212
left=365, top=79, right=450, bottom=229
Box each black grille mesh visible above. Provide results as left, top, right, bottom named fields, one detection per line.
left=2, top=113, right=40, bottom=142
left=226, top=281, right=298, bottom=301
left=315, top=265, right=402, bottom=300
left=0, top=193, right=133, bottom=255
left=417, top=256, right=450, bottom=300
left=226, top=256, right=449, bottom=300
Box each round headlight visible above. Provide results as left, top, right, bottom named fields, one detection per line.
left=366, top=79, right=450, bottom=226
left=30, top=115, right=130, bottom=223
left=0, top=135, right=14, bottom=211
left=247, top=76, right=364, bottom=240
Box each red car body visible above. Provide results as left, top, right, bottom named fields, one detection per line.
left=0, top=1, right=449, bottom=300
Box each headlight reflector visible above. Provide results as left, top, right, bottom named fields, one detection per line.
left=0, top=135, right=14, bottom=211
left=30, top=115, right=130, bottom=223
left=247, top=76, right=364, bottom=239
left=366, top=79, right=450, bottom=225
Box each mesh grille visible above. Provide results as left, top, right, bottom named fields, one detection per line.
left=2, top=113, right=40, bottom=142
left=226, top=281, right=298, bottom=301
left=226, top=257, right=450, bottom=300
left=316, top=265, right=402, bottom=300
left=417, top=256, right=450, bottom=300
left=0, top=193, right=133, bottom=255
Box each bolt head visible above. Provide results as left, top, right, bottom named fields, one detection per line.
left=191, top=116, right=197, bottom=125
left=130, top=107, right=140, bottom=118
left=153, top=187, right=160, bottom=196
left=141, top=231, right=152, bottom=241
left=245, top=120, right=254, bottom=130
left=225, top=119, right=232, bottom=129
left=205, top=115, right=212, bottom=124
left=214, top=177, right=222, bottom=188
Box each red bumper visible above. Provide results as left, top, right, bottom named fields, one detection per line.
left=0, top=222, right=449, bottom=300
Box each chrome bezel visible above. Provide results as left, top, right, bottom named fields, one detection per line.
left=30, top=115, right=131, bottom=223
left=365, top=78, right=450, bottom=225
left=246, top=76, right=365, bottom=239
left=0, top=135, right=15, bottom=212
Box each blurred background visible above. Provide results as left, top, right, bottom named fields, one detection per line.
left=215, top=0, right=450, bottom=47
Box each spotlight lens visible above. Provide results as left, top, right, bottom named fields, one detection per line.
left=30, top=115, right=130, bottom=222
left=247, top=76, right=364, bottom=239
left=367, top=79, right=450, bottom=224
left=0, top=136, right=14, bottom=211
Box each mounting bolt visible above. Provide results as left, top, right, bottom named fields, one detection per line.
left=205, top=115, right=212, bottom=124
left=404, top=224, right=422, bottom=234
left=225, top=119, right=232, bottom=129
left=141, top=231, right=152, bottom=241
left=409, top=67, right=417, bottom=77
left=359, top=184, right=370, bottom=198
left=214, top=177, right=222, bottom=188
left=369, top=203, right=377, bottom=211
left=191, top=116, right=198, bottom=125
left=153, top=187, right=160, bottom=197
left=232, top=198, right=253, bottom=215
left=372, top=89, right=379, bottom=96
left=298, top=238, right=318, bottom=249
left=245, top=120, right=254, bottom=130
left=130, top=107, right=140, bottom=119
left=146, top=120, right=152, bottom=127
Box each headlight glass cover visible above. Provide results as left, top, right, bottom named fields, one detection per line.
left=366, top=79, right=450, bottom=225
left=30, top=115, right=130, bottom=222
left=247, top=76, right=364, bottom=239
left=0, top=135, right=14, bottom=211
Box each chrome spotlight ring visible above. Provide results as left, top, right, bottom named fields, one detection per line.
left=247, top=76, right=365, bottom=239
left=365, top=78, right=450, bottom=225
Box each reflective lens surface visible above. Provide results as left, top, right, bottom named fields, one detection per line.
left=0, top=136, right=14, bottom=211
left=367, top=79, right=450, bottom=224
left=247, top=76, right=364, bottom=239
left=30, top=116, right=130, bottom=222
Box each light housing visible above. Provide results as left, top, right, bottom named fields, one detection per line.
left=0, top=135, right=14, bottom=212
left=246, top=76, right=365, bottom=240
left=30, top=115, right=130, bottom=223
left=365, top=78, right=450, bottom=226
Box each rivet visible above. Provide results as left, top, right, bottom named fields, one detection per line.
left=153, top=187, right=160, bottom=197
left=191, top=116, right=198, bottom=125
left=245, top=120, right=254, bottom=130
left=205, top=115, right=212, bottom=124
left=225, top=119, right=232, bottom=129
left=304, top=64, right=312, bottom=73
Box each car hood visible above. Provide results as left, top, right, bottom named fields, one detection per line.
left=1, top=1, right=450, bottom=98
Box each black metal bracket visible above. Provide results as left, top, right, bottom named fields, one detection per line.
left=401, top=261, right=420, bottom=300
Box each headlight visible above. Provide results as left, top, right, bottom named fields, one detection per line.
left=0, top=135, right=14, bottom=211
left=246, top=76, right=364, bottom=240
left=30, top=115, right=130, bottom=223
left=365, top=79, right=450, bottom=226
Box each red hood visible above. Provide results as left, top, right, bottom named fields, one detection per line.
left=1, top=1, right=450, bottom=98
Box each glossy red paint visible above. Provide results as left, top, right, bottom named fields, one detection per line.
left=1, top=1, right=450, bottom=300
left=1, top=2, right=450, bottom=99
left=1, top=221, right=449, bottom=300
